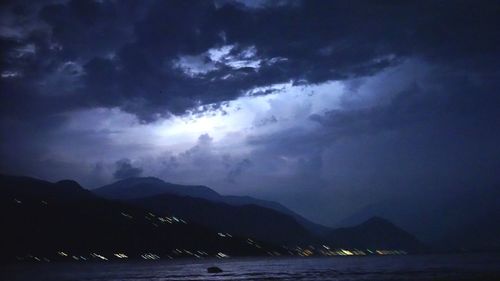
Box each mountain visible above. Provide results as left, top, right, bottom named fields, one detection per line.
left=0, top=174, right=426, bottom=263
left=222, top=195, right=332, bottom=236
left=94, top=177, right=425, bottom=250
left=130, top=193, right=315, bottom=245
left=94, top=177, right=220, bottom=201
left=93, top=177, right=330, bottom=234
left=95, top=177, right=424, bottom=250
left=0, top=175, right=279, bottom=263
left=325, top=217, right=425, bottom=252
left=336, top=186, right=500, bottom=252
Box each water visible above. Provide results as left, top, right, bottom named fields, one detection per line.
left=2, top=254, right=500, bottom=281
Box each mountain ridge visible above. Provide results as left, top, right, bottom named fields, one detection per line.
left=326, top=215, right=424, bottom=252
left=0, top=174, right=279, bottom=263
left=130, top=192, right=315, bottom=245
left=93, top=176, right=331, bottom=235
left=0, top=174, right=427, bottom=263
left=92, top=176, right=426, bottom=251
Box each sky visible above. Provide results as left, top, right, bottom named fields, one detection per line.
left=1, top=0, right=499, bottom=236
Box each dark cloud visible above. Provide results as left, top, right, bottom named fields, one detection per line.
left=2, top=0, right=498, bottom=121
left=113, top=158, right=143, bottom=180
left=240, top=60, right=500, bottom=230
left=311, top=70, right=500, bottom=141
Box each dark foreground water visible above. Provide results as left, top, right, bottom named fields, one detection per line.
left=2, top=254, right=500, bottom=281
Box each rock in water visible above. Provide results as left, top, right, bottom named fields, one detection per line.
left=207, top=266, right=223, bottom=273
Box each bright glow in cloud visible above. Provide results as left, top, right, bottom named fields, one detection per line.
left=58, top=79, right=346, bottom=164
left=55, top=60, right=426, bottom=175
left=154, top=80, right=345, bottom=147
left=42, top=59, right=430, bottom=189
left=46, top=60, right=430, bottom=189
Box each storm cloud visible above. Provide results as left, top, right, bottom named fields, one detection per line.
left=113, top=158, right=143, bottom=179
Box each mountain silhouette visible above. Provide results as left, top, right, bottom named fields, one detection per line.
left=325, top=217, right=424, bottom=252
left=94, top=177, right=220, bottom=200
left=94, top=177, right=331, bottom=235
left=337, top=187, right=500, bottom=252
left=1, top=174, right=426, bottom=263
left=94, top=177, right=425, bottom=251
left=130, top=193, right=315, bottom=245
left=0, top=175, right=278, bottom=263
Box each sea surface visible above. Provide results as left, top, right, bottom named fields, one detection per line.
left=1, top=254, right=500, bottom=281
